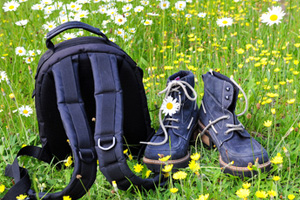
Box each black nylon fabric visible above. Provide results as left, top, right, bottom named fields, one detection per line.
left=89, top=53, right=165, bottom=191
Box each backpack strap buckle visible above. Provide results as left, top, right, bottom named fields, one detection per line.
left=98, top=137, right=116, bottom=151
left=79, top=149, right=95, bottom=163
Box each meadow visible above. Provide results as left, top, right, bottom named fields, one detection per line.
left=0, top=0, right=300, bottom=199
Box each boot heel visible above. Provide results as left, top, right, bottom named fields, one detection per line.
left=198, top=120, right=214, bottom=149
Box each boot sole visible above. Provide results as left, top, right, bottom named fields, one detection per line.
left=198, top=120, right=272, bottom=177
left=143, top=123, right=199, bottom=173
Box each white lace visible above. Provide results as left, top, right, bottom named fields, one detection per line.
left=201, top=73, right=247, bottom=136
left=140, top=80, right=197, bottom=146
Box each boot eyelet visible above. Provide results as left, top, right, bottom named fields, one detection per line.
left=225, top=95, right=229, bottom=100
left=226, top=87, right=230, bottom=91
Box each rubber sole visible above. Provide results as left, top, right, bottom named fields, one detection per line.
left=198, top=120, right=272, bottom=177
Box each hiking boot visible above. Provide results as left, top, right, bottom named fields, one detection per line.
left=142, top=71, right=199, bottom=172
left=198, top=71, right=271, bottom=177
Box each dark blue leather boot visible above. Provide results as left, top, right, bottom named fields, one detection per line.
left=198, top=71, right=271, bottom=177
left=142, top=71, right=199, bottom=172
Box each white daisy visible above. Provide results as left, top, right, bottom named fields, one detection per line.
left=161, top=96, right=180, bottom=116
left=31, top=3, right=44, bottom=10
left=24, top=57, right=34, bottom=64
left=115, top=28, right=125, bottom=37
left=122, top=4, right=132, bottom=12
left=3, top=0, right=20, bottom=12
left=15, top=19, right=28, bottom=26
left=175, top=1, right=186, bottom=11
left=15, top=47, right=26, bottom=56
left=63, top=33, right=77, bottom=40
left=216, top=17, right=233, bottom=27
left=0, top=71, right=8, bottom=83
left=74, top=10, right=89, bottom=21
left=134, top=6, right=144, bottom=12
left=114, top=14, right=127, bottom=25
left=185, top=14, right=192, bottom=18
left=260, top=6, right=285, bottom=26
left=143, top=19, right=153, bottom=26
left=41, top=0, right=53, bottom=5
left=42, top=21, right=56, bottom=31
left=198, top=12, right=206, bottom=18
left=18, top=105, right=33, bottom=117
left=159, top=1, right=170, bottom=10
left=27, top=50, right=36, bottom=57
left=140, top=1, right=149, bottom=6
left=19, top=0, right=28, bottom=2
left=128, top=28, right=136, bottom=33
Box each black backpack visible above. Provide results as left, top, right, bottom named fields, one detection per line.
left=3, top=21, right=164, bottom=200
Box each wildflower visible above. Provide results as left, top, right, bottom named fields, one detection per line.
left=261, top=6, right=285, bottom=26
left=175, top=1, right=186, bottom=10
left=242, top=182, right=251, bottom=189
left=24, top=57, right=34, bottom=64
left=159, top=1, right=170, bottom=9
left=122, top=4, right=132, bottom=12
left=236, top=188, right=250, bottom=199
left=190, top=152, right=200, bottom=161
left=128, top=28, right=136, bottom=33
left=133, top=163, right=143, bottom=173
left=63, top=196, right=72, bottom=200
left=287, top=99, right=295, bottom=104
left=18, top=105, right=33, bottom=117
left=112, top=180, right=118, bottom=192
left=170, top=187, right=178, bottom=193
left=197, top=12, right=206, bottom=18
left=134, top=6, right=144, bottom=12
left=288, top=194, right=295, bottom=200
left=158, top=154, right=171, bottom=162
left=9, top=93, right=15, bottom=100
left=272, top=175, right=280, bottom=181
left=123, top=149, right=128, bottom=154
left=263, top=120, right=272, bottom=127
left=145, top=170, right=151, bottom=178
left=268, top=190, right=277, bottom=198
left=255, top=190, right=268, bottom=198
left=15, top=19, right=28, bottom=26
left=270, top=153, right=283, bottom=164
left=162, top=164, right=173, bottom=173
left=43, top=21, right=57, bottom=31
left=63, top=33, right=77, bottom=40
left=65, top=156, right=73, bottom=167
left=3, top=0, right=20, bottom=12
left=143, top=19, right=153, bottom=26
left=216, top=17, right=233, bottom=27
left=0, top=71, right=8, bottom=83
left=173, top=171, right=187, bottom=180
left=15, top=47, right=26, bottom=56
left=0, top=184, right=5, bottom=193
left=236, top=48, right=245, bottom=54
left=196, top=194, right=209, bottom=200
left=75, top=10, right=89, bottom=20
left=189, top=160, right=200, bottom=172
left=16, top=194, right=28, bottom=200
left=128, top=154, right=132, bottom=160
left=161, top=96, right=180, bottom=116
left=115, top=28, right=125, bottom=37
left=114, top=14, right=127, bottom=25
left=271, top=108, right=276, bottom=115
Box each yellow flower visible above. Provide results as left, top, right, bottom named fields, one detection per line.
left=170, top=187, right=178, bottom=193
left=63, top=196, right=72, bottom=200
left=294, top=43, right=300, bottom=48
left=288, top=194, right=295, bottom=200
left=236, top=48, right=245, bottom=54
left=145, top=170, right=151, bottom=178
left=257, top=39, right=263, bottom=45
left=287, top=99, right=295, bottom=104
left=158, top=154, right=171, bottom=162
left=9, top=93, right=15, bottom=99
left=271, top=108, right=276, bottom=115
left=0, top=184, right=5, bottom=193
left=173, top=171, right=187, bottom=180
left=123, top=149, right=128, bottom=154
left=242, top=182, right=251, bottom=189
left=133, top=163, right=144, bottom=173
left=189, top=160, right=200, bottom=172
left=190, top=152, right=201, bottom=161
left=263, top=120, right=272, bottom=127
left=272, top=175, right=280, bottom=181
left=65, top=156, right=73, bottom=167
left=270, top=153, right=283, bottom=164
left=255, top=190, right=268, bottom=198
left=236, top=188, right=250, bottom=198
left=274, top=68, right=280, bottom=72
left=16, top=194, right=28, bottom=200
left=162, top=164, right=173, bottom=173
left=268, top=190, right=277, bottom=197
left=196, top=193, right=209, bottom=200
left=128, top=154, right=133, bottom=160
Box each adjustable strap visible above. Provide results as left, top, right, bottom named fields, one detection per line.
left=3, top=56, right=97, bottom=200
left=89, top=53, right=165, bottom=190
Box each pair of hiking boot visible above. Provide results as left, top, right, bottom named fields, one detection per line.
left=142, top=70, right=271, bottom=177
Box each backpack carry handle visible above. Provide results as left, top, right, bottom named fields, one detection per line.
left=46, top=21, right=109, bottom=50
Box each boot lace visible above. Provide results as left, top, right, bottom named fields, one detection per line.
left=200, top=71, right=248, bottom=136
left=141, top=80, right=197, bottom=146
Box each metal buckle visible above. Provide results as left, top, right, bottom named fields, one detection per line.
left=98, top=137, right=115, bottom=151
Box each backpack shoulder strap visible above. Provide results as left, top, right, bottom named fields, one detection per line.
left=88, top=53, right=165, bottom=190
left=4, top=55, right=97, bottom=200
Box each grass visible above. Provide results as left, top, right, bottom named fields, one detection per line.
left=0, top=0, right=300, bottom=199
